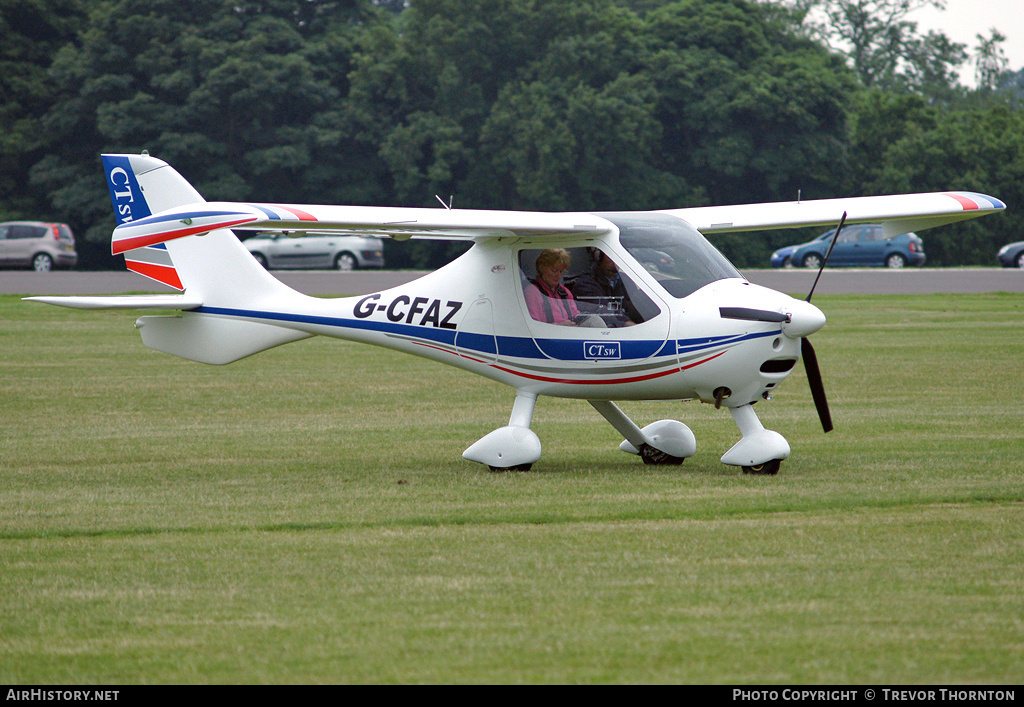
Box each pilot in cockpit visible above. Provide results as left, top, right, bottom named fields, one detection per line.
left=569, top=249, right=639, bottom=327
left=523, top=248, right=603, bottom=327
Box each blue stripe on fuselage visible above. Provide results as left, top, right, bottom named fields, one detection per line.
left=197, top=306, right=459, bottom=347
left=677, top=330, right=777, bottom=353
left=194, top=306, right=778, bottom=362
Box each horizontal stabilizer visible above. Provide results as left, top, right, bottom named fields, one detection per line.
left=24, top=294, right=203, bottom=310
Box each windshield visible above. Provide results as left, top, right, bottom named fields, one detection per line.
left=600, top=213, right=742, bottom=299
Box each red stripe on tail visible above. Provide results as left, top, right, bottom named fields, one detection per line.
left=126, top=260, right=184, bottom=290
left=112, top=217, right=258, bottom=255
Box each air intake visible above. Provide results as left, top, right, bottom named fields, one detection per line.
left=760, top=358, right=797, bottom=374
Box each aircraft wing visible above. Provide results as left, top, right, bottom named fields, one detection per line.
left=111, top=202, right=614, bottom=254
left=109, top=191, right=1005, bottom=254
left=662, top=191, right=1006, bottom=238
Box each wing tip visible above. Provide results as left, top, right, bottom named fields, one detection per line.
left=943, top=191, right=1007, bottom=212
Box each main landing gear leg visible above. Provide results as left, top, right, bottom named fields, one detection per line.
left=462, top=391, right=542, bottom=471
left=588, top=400, right=696, bottom=466
left=721, top=404, right=790, bottom=475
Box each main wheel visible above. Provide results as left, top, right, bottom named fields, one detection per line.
left=488, top=463, right=533, bottom=472
left=1016, top=251, right=1024, bottom=269
left=742, top=459, right=782, bottom=475
left=639, top=443, right=685, bottom=466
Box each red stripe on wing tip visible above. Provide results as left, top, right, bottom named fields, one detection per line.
left=273, top=205, right=318, bottom=221
left=942, top=192, right=980, bottom=210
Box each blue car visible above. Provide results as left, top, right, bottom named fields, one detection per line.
left=769, top=232, right=831, bottom=268
left=770, top=224, right=925, bottom=269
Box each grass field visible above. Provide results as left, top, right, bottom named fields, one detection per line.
left=1, top=292, right=1022, bottom=684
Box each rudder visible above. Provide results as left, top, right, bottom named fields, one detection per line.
left=103, top=153, right=203, bottom=290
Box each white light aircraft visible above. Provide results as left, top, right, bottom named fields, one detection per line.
left=28, top=153, right=1005, bottom=474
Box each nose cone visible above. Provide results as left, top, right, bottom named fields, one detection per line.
left=781, top=299, right=826, bottom=338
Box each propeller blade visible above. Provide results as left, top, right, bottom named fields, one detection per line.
left=806, top=211, right=847, bottom=303
left=801, top=337, right=833, bottom=433
left=719, top=307, right=790, bottom=323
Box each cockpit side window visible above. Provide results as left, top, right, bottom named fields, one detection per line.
left=518, top=246, right=660, bottom=327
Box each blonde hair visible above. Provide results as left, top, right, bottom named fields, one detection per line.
left=536, top=248, right=571, bottom=271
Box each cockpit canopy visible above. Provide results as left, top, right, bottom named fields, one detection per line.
left=601, top=212, right=742, bottom=299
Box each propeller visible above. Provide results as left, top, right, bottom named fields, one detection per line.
left=720, top=214, right=845, bottom=433
left=800, top=336, right=832, bottom=432
left=799, top=211, right=846, bottom=433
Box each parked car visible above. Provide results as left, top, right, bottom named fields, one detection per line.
left=242, top=232, right=385, bottom=270
left=771, top=224, right=925, bottom=269
left=997, top=241, right=1024, bottom=268
left=0, top=221, right=77, bottom=271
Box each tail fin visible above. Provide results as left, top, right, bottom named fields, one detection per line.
left=97, top=154, right=311, bottom=364
left=103, top=153, right=194, bottom=289
left=101, top=153, right=299, bottom=308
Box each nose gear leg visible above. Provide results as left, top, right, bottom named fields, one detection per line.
left=721, top=404, right=789, bottom=474
left=463, top=391, right=541, bottom=471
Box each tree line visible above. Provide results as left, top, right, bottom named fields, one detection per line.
left=1, top=0, right=1021, bottom=270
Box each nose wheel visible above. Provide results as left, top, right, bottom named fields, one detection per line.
left=722, top=404, right=790, bottom=473
left=742, top=459, right=782, bottom=475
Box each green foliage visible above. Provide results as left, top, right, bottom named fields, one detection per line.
left=646, top=0, right=857, bottom=209
left=800, top=0, right=968, bottom=99
left=868, top=103, right=1024, bottom=264
left=0, top=0, right=87, bottom=220
left=26, top=0, right=384, bottom=267
left=1, top=0, right=1022, bottom=269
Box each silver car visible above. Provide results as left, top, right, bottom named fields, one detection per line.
left=0, top=221, right=78, bottom=271
left=242, top=233, right=384, bottom=270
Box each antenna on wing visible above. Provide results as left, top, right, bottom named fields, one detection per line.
left=435, top=195, right=453, bottom=210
